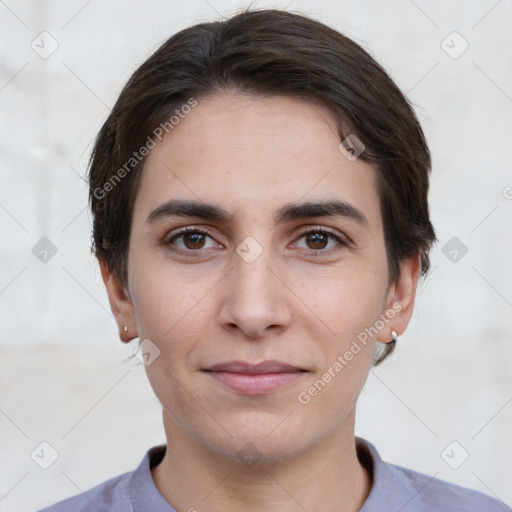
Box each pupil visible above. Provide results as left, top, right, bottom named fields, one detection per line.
left=307, top=232, right=327, bottom=249
left=185, top=233, right=204, bottom=249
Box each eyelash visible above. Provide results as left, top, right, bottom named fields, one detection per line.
left=164, top=226, right=349, bottom=258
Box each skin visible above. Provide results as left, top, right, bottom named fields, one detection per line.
left=101, top=92, right=420, bottom=512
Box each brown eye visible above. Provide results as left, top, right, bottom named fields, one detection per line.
left=165, top=228, right=219, bottom=252
left=304, top=232, right=329, bottom=250
left=182, top=232, right=206, bottom=249
left=295, top=228, right=348, bottom=254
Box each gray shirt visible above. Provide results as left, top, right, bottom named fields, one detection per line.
left=38, top=437, right=509, bottom=511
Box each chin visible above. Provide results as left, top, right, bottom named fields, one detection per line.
left=201, top=412, right=318, bottom=465
left=214, top=436, right=310, bottom=466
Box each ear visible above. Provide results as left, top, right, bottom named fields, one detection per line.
left=99, top=258, right=138, bottom=343
left=377, top=253, right=421, bottom=343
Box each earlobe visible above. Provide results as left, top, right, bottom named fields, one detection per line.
left=377, top=254, right=421, bottom=343
left=99, top=259, right=138, bottom=343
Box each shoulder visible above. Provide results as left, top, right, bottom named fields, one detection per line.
left=37, top=471, right=132, bottom=512
left=356, top=437, right=509, bottom=512
left=393, top=464, right=509, bottom=511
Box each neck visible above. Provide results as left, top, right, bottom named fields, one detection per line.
left=151, top=411, right=372, bottom=512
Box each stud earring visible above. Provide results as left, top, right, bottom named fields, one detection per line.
left=123, top=326, right=128, bottom=333
left=390, top=330, right=398, bottom=342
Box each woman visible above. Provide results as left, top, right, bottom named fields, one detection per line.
left=40, top=8, right=507, bottom=512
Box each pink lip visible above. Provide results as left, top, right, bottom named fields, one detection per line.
left=204, top=360, right=306, bottom=394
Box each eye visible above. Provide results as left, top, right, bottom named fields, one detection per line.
left=163, top=226, right=349, bottom=257
left=294, top=227, right=349, bottom=253
left=164, top=227, right=220, bottom=252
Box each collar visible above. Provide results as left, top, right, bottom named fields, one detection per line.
left=356, top=436, right=428, bottom=511
left=129, top=437, right=428, bottom=512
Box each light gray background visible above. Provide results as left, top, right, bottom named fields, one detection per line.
left=1, top=0, right=511, bottom=510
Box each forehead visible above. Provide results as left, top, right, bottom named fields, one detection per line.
left=134, top=92, right=382, bottom=229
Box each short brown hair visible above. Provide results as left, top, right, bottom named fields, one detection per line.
left=88, top=8, right=436, bottom=364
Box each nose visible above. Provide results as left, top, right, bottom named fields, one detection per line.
left=217, top=246, right=293, bottom=339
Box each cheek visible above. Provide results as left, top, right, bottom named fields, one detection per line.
left=298, top=261, right=387, bottom=337
left=127, top=254, right=221, bottom=407
left=128, top=249, right=216, bottom=342
left=295, top=278, right=381, bottom=415
left=129, top=265, right=211, bottom=425
left=297, top=267, right=386, bottom=404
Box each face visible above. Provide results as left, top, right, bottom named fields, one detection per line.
left=103, top=92, right=418, bottom=463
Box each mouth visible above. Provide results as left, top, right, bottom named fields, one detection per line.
left=203, top=360, right=307, bottom=395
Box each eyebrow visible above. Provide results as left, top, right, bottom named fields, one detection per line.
left=146, top=198, right=369, bottom=228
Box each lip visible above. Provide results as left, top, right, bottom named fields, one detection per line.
left=203, top=360, right=307, bottom=394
